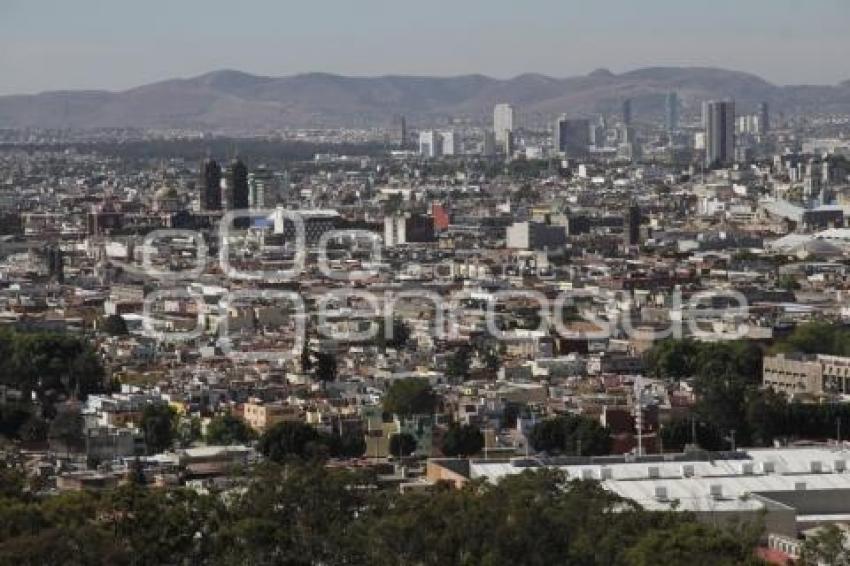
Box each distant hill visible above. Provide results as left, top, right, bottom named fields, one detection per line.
left=1, top=67, right=848, bottom=132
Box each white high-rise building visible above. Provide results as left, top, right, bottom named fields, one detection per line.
left=419, top=130, right=443, bottom=158
left=441, top=131, right=458, bottom=156
left=493, top=103, right=514, bottom=146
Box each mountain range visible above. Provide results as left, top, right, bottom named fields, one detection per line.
left=1, top=67, right=849, bottom=132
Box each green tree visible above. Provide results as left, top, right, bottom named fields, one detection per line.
left=383, top=378, right=437, bottom=417
left=100, top=314, right=128, bottom=336
left=643, top=338, right=699, bottom=379
left=140, top=403, right=176, bottom=454
left=0, top=329, right=107, bottom=404
left=328, top=430, right=367, bottom=459
left=445, top=346, right=472, bottom=381
left=176, top=416, right=202, bottom=447
left=745, top=388, right=789, bottom=447
left=0, top=459, right=771, bottom=565
left=219, top=463, right=371, bottom=564
left=205, top=414, right=256, bottom=445
left=315, top=352, right=338, bottom=383
left=389, top=432, right=417, bottom=458
left=0, top=404, right=35, bottom=439
left=660, top=418, right=724, bottom=452
left=801, top=524, right=850, bottom=565
left=300, top=341, right=313, bottom=372
left=776, top=274, right=801, bottom=291
left=48, top=405, right=84, bottom=454
left=624, top=521, right=764, bottom=566
left=441, top=423, right=484, bottom=457
left=18, top=415, right=48, bottom=443
left=529, top=414, right=612, bottom=456
left=773, top=321, right=850, bottom=357
left=257, top=421, right=327, bottom=462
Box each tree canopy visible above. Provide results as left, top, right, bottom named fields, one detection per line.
left=100, top=315, right=128, bottom=336
left=389, top=432, right=417, bottom=458
left=529, top=414, right=612, bottom=456
left=0, top=463, right=764, bottom=565
left=441, top=423, right=484, bottom=457
left=0, top=329, right=107, bottom=405
left=644, top=330, right=850, bottom=448
left=314, top=352, right=338, bottom=383
left=382, top=378, right=437, bottom=417
left=771, top=321, right=850, bottom=357
left=140, top=403, right=176, bottom=454
left=205, top=414, right=256, bottom=446
left=257, top=421, right=366, bottom=462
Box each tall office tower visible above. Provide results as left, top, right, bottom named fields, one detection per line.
left=589, top=122, right=604, bottom=147
left=493, top=103, right=514, bottom=146
left=482, top=130, right=497, bottom=156
left=624, top=204, right=641, bottom=247
left=441, top=131, right=457, bottom=156
left=228, top=158, right=250, bottom=210
left=46, top=244, right=64, bottom=284
left=665, top=92, right=679, bottom=131
left=704, top=100, right=736, bottom=168
left=278, top=170, right=292, bottom=202
left=553, top=115, right=590, bottom=157
left=419, top=131, right=442, bottom=158
left=248, top=166, right=278, bottom=208
left=758, top=102, right=770, bottom=135
left=200, top=158, right=222, bottom=211
left=618, top=126, right=638, bottom=162
left=622, top=99, right=632, bottom=126
left=391, top=114, right=407, bottom=148
left=502, top=131, right=514, bottom=156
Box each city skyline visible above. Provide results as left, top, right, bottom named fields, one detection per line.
left=2, top=0, right=850, bottom=95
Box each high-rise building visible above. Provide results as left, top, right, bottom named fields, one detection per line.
left=482, top=130, right=497, bottom=157
left=506, top=221, right=567, bottom=251
left=419, top=131, right=442, bottom=158
left=278, top=170, right=292, bottom=202
left=228, top=158, right=250, bottom=210
left=384, top=213, right=436, bottom=247
left=441, top=131, right=457, bottom=156
left=622, top=99, right=632, bottom=126
left=553, top=116, right=590, bottom=157
left=624, top=204, right=641, bottom=247
left=200, top=158, right=222, bottom=211
left=665, top=92, right=679, bottom=131
left=248, top=166, right=279, bottom=208
left=704, top=100, right=736, bottom=168
left=502, top=131, right=514, bottom=156
left=493, top=103, right=514, bottom=146
left=391, top=114, right=407, bottom=148
left=46, top=244, right=64, bottom=284
left=758, top=102, right=770, bottom=135
left=589, top=122, right=604, bottom=148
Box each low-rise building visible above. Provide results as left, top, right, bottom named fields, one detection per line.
left=763, top=352, right=850, bottom=396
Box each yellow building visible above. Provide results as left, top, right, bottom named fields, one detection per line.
left=242, top=401, right=303, bottom=432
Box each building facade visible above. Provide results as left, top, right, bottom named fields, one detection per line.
left=493, top=103, right=514, bottom=146
left=553, top=116, right=590, bottom=157
left=704, top=100, right=736, bottom=168
left=763, top=352, right=850, bottom=396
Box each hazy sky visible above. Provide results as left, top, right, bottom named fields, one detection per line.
left=2, top=0, right=849, bottom=95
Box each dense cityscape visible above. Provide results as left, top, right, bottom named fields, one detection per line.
left=4, top=2, right=850, bottom=565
